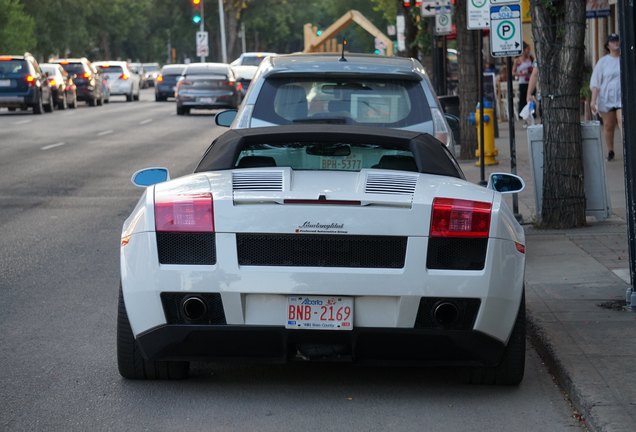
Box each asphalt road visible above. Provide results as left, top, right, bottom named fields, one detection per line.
left=0, top=89, right=586, bottom=431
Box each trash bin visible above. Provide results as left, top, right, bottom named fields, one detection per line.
left=527, top=121, right=610, bottom=220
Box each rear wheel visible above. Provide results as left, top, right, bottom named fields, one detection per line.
left=88, top=97, right=96, bottom=107
left=465, top=291, right=526, bottom=385
left=176, top=105, right=186, bottom=115
left=117, top=286, right=189, bottom=380
left=126, top=92, right=133, bottom=102
left=33, top=92, right=44, bottom=114
left=58, top=91, right=68, bottom=110
left=43, top=92, right=54, bottom=113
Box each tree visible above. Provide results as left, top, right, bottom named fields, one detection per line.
left=0, top=0, right=36, bottom=54
left=530, top=1, right=587, bottom=228
left=454, top=3, right=479, bottom=159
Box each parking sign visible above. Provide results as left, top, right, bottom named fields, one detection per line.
left=489, top=4, right=522, bottom=57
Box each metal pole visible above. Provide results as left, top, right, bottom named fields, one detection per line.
left=241, top=22, right=246, bottom=53
left=507, top=56, right=520, bottom=220
left=618, top=0, right=636, bottom=309
left=479, top=30, right=486, bottom=186
left=200, top=0, right=205, bottom=62
left=218, top=0, right=228, bottom=63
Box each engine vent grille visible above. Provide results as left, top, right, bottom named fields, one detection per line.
left=237, top=234, right=407, bottom=268
left=426, top=238, right=488, bottom=270
left=365, top=173, right=418, bottom=195
left=156, top=232, right=216, bottom=265
left=233, top=171, right=283, bottom=191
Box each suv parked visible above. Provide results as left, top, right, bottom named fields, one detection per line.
left=0, top=53, right=54, bottom=114
left=216, top=53, right=454, bottom=150
left=50, top=57, right=104, bottom=106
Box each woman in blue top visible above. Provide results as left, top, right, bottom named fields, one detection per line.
left=590, top=33, right=622, bottom=161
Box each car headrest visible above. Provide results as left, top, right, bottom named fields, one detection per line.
left=236, top=156, right=277, bottom=168
left=375, top=155, right=418, bottom=172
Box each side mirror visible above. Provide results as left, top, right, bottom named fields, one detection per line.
left=215, top=109, right=237, bottom=127
left=131, top=167, right=170, bottom=187
left=487, top=172, right=525, bottom=194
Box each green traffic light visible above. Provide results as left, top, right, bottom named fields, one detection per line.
left=316, top=30, right=322, bottom=36
left=193, top=15, right=201, bottom=24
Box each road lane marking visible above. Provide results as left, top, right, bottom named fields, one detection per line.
left=41, top=142, right=66, bottom=150
left=14, top=120, right=31, bottom=125
left=139, top=119, right=153, bottom=125
left=97, top=129, right=113, bottom=136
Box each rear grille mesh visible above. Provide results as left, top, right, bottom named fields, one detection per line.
left=426, top=238, right=487, bottom=270
left=156, top=232, right=216, bottom=265
left=232, top=171, right=283, bottom=191
left=365, top=173, right=418, bottom=195
left=237, top=234, right=407, bottom=268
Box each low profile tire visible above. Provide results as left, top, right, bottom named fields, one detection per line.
left=465, top=291, right=526, bottom=386
left=117, top=286, right=189, bottom=380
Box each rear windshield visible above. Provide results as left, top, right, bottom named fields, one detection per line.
left=58, top=63, right=86, bottom=74
left=97, top=65, right=123, bottom=73
left=234, top=141, right=417, bottom=172
left=161, top=67, right=185, bottom=76
left=0, top=60, right=26, bottom=74
left=252, top=77, right=431, bottom=127
left=240, top=56, right=266, bottom=66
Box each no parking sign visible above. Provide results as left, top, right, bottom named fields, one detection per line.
left=489, top=3, right=522, bottom=57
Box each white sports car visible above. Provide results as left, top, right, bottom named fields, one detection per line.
left=118, top=125, right=526, bottom=384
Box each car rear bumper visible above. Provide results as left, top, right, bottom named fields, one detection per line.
left=0, top=93, right=36, bottom=107
left=135, top=323, right=505, bottom=366
left=76, top=86, right=96, bottom=101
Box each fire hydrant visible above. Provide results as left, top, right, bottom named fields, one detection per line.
left=469, top=101, right=498, bottom=165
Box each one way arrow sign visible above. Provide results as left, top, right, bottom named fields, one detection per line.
left=421, top=1, right=436, bottom=17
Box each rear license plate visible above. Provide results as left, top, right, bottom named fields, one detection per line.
left=286, top=296, right=353, bottom=330
left=320, top=153, right=362, bottom=170
left=199, top=97, right=215, bottom=103
left=0, top=79, right=11, bottom=87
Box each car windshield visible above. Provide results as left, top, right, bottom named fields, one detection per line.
left=58, top=63, right=86, bottom=74
left=252, top=77, right=431, bottom=127
left=241, top=56, right=266, bottom=66
left=234, top=141, right=417, bottom=172
left=97, top=65, right=124, bottom=74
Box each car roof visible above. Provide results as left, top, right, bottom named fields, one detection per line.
left=262, top=53, right=426, bottom=79
left=94, top=61, right=128, bottom=66
left=194, top=125, right=463, bottom=178
left=161, top=64, right=186, bottom=72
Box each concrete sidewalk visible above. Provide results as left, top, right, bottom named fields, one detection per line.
left=458, top=118, right=634, bottom=432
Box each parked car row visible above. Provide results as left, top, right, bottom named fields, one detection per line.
left=0, top=53, right=56, bottom=114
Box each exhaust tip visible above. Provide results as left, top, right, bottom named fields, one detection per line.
left=433, top=301, right=459, bottom=327
left=182, top=296, right=207, bottom=320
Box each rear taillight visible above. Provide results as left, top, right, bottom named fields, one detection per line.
left=49, top=78, right=57, bottom=86
left=431, top=107, right=452, bottom=147
left=83, top=72, right=90, bottom=79
left=156, top=74, right=163, bottom=82
left=119, top=74, right=129, bottom=80
left=430, top=198, right=491, bottom=238
left=155, top=193, right=214, bottom=232
left=25, top=75, right=36, bottom=86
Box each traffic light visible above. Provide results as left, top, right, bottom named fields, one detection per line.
left=192, top=0, right=202, bottom=24
left=402, top=0, right=422, bottom=6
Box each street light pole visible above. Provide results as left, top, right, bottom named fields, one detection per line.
left=199, top=0, right=205, bottom=62
left=218, top=0, right=228, bottom=63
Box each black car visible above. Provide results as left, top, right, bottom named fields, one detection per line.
left=0, top=53, right=54, bottom=114
left=154, top=64, right=186, bottom=101
left=50, top=57, right=104, bottom=106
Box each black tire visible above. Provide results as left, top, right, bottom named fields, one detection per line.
left=133, top=91, right=140, bottom=101
left=465, top=291, right=526, bottom=385
left=126, top=92, right=133, bottom=102
left=117, top=286, right=189, bottom=380
left=96, top=93, right=103, bottom=106
left=58, top=92, right=68, bottom=110
left=176, top=105, right=185, bottom=115
left=88, top=97, right=96, bottom=107
left=33, top=92, right=44, bottom=114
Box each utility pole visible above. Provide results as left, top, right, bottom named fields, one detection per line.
left=199, top=0, right=205, bottom=62
left=218, top=0, right=227, bottom=63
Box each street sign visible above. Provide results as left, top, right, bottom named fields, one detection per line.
left=435, top=3, right=452, bottom=35
left=467, top=0, right=490, bottom=30
left=196, top=31, right=209, bottom=57
left=489, top=4, right=522, bottom=57
left=421, top=1, right=436, bottom=17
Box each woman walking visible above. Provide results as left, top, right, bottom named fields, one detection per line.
left=590, top=33, right=622, bottom=161
left=512, top=42, right=534, bottom=118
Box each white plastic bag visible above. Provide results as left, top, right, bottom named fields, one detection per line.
left=519, top=102, right=535, bottom=125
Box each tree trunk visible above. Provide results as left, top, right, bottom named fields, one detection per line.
left=455, top=5, right=479, bottom=159
left=531, top=1, right=587, bottom=228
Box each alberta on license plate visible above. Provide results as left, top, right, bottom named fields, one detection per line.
left=286, top=296, right=353, bottom=330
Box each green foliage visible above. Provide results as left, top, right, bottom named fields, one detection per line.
left=0, top=0, right=36, bottom=54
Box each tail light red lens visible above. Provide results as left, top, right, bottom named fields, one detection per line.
left=83, top=72, right=90, bottom=79
left=119, top=74, right=129, bottom=80
left=49, top=78, right=57, bottom=86
left=156, top=75, right=163, bottom=82
left=155, top=193, right=214, bottom=232
left=25, top=75, right=36, bottom=86
left=430, top=198, right=491, bottom=238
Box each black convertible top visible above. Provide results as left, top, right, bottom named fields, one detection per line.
left=194, top=125, right=464, bottom=179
